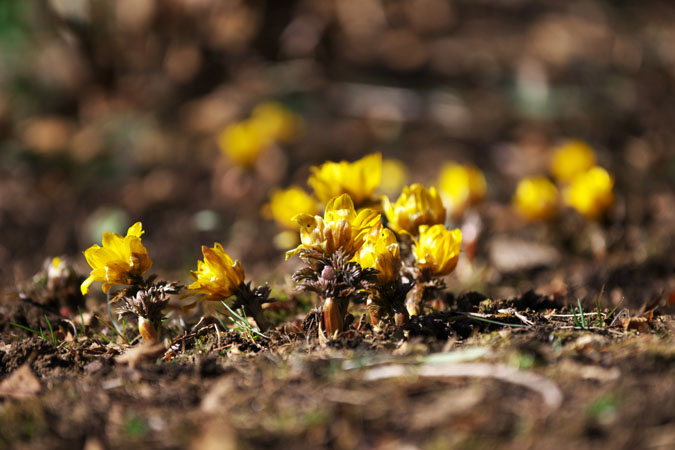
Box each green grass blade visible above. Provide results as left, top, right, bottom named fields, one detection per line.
left=95, top=333, right=113, bottom=344
left=10, top=322, right=40, bottom=335
left=220, top=301, right=268, bottom=339
left=606, top=297, right=625, bottom=322
left=44, top=315, right=57, bottom=346
left=577, top=299, right=587, bottom=329
left=572, top=306, right=581, bottom=328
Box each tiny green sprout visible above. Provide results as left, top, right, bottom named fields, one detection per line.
left=11, top=315, right=61, bottom=347
left=219, top=301, right=268, bottom=341
left=572, top=299, right=587, bottom=329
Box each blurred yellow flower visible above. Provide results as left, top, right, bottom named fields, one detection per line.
left=217, top=119, right=271, bottom=168
left=563, top=166, right=614, bottom=219
left=81, top=222, right=152, bottom=295
left=355, top=226, right=401, bottom=285
left=413, top=224, right=462, bottom=277
left=512, top=176, right=559, bottom=221
left=286, top=194, right=381, bottom=260
left=251, top=102, right=302, bottom=144
left=379, top=158, right=409, bottom=196
left=308, top=153, right=382, bottom=206
left=187, top=243, right=246, bottom=301
left=438, top=162, right=487, bottom=217
left=550, top=140, right=596, bottom=184
left=383, top=184, right=446, bottom=235
left=262, top=186, right=319, bottom=229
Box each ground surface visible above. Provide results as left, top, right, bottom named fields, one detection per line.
left=1, top=284, right=674, bottom=449
left=1, top=1, right=675, bottom=449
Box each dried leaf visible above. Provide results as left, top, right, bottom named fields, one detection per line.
left=0, top=364, right=41, bottom=399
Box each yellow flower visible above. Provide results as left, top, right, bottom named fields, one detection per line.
left=187, top=243, right=246, bottom=301
left=286, top=193, right=380, bottom=260
left=550, top=140, right=596, bottom=184
left=262, top=186, right=319, bottom=229
left=513, top=176, right=559, bottom=221
left=379, top=158, right=409, bottom=196
left=308, top=153, right=382, bottom=206
left=438, top=162, right=487, bottom=217
left=383, top=184, right=446, bottom=235
left=413, top=224, right=462, bottom=277
left=81, top=222, right=152, bottom=295
left=355, top=227, right=401, bottom=285
left=563, top=166, right=614, bottom=219
left=217, top=119, right=271, bottom=168
left=250, top=102, right=302, bottom=144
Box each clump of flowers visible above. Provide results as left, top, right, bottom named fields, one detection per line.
left=218, top=102, right=302, bottom=168
left=405, top=224, right=462, bottom=316
left=512, top=176, right=559, bottom=221
left=287, top=194, right=381, bottom=336
left=438, top=162, right=487, bottom=219
left=563, top=166, right=614, bottom=219
left=187, top=243, right=272, bottom=331
left=383, top=184, right=446, bottom=235
left=308, top=153, right=382, bottom=207
left=81, top=222, right=180, bottom=344
left=550, top=140, right=596, bottom=184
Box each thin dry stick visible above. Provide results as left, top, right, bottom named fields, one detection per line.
left=364, top=362, right=563, bottom=411
left=557, top=326, right=625, bottom=336
left=497, top=308, right=534, bottom=327
left=547, top=312, right=603, bottom=318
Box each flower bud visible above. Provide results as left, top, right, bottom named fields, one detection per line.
left=323, top=297, right=343, bottom=337
left=320, top=265, right=335, bottom=282
left=138, top=316, right=159, bottom=344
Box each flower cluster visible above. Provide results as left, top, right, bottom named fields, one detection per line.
left=512, top=139, right=614, bottom=221
left=81, top=223, right=272, bottom=343
left=218, top=101, right=302, bottom=168
left=77, top=144, right=619, bottom=346
left=287, top=175, right=463, bottom=332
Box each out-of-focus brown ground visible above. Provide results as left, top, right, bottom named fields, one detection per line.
left=1, top=1, right=674, bottom=449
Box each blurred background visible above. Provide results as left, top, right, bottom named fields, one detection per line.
left=1, top=0, right=673, bottom=299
